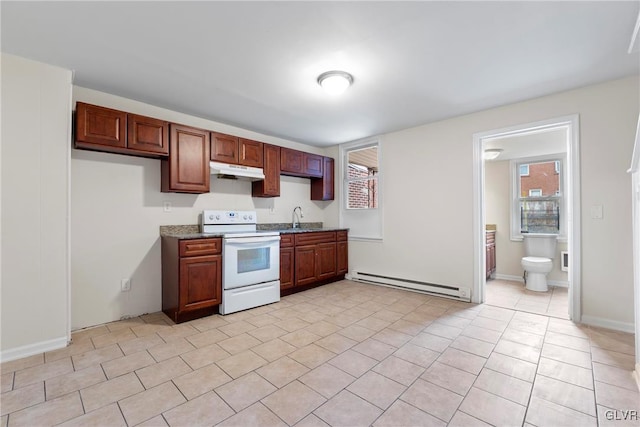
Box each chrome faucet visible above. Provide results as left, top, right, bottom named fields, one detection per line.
left=292, top=206, right=304, bottom=229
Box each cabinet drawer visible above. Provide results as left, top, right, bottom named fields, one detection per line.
left=280, top=234, right=295, bottom=248
left=336, top=230, right=348, bottom=241
left=179, top=238, right=222, bottom=257
left=295, top=231, right=336, bottom=246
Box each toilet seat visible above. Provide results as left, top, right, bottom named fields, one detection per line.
left=522, top=256, right=552, bottom=267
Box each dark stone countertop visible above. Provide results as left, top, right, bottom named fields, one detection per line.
left=160, top=224, right=348, bottom=239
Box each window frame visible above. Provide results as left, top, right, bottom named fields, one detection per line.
left=510, top=154, right=567, bottom=242
left=339, top=138, right=383, bottom=241
left=345, top=146, right=379, bottom=210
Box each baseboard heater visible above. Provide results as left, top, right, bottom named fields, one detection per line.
left=350, top=271, right=471, bottom=302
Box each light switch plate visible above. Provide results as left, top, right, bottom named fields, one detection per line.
left=591, top=205, right=603, bottom=219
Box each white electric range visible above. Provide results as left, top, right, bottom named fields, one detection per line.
left=201, top=210, right=280, bottom=315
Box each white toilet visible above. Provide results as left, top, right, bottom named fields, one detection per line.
left=521, top=234, right=557, bottom=292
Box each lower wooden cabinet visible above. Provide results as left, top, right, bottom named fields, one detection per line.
left=486, top=231, right=496, bottom=279
left=162, top=237, right=222, bottom=323
left=280, top=230, right=348, bottom=293
left=279, top=234, right=295, bottom=289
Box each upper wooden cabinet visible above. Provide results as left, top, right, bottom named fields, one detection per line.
left=211, top=133, right=264, bottom=168
left=75, top=102, right=168, bottom=157
left=161, top=124, right=210, bottom=193
left=211, top=132, right=239, bottom=164
left=128, top=114, right=170, bottom=155
left=311, top=157, right=334, bottom=201
left=280, top=148, right=323, bottom=178
left=239, top=138, right=264, bottom=167
left=252, top=144, right=280, bottom=197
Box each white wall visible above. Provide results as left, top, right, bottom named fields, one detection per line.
left=344, top=76, right=639, bottom=328
left=1, top=54, right=72, bottom=360
left=485, top=160, right=568, bottom=283
left=71, top=87, right=336, bottom=330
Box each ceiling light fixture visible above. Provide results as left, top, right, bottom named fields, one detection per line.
left=484, top=148, right=503, bottom=160
left=317, top=70, right=353, bottom=95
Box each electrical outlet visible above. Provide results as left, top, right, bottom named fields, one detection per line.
left=163, top=202, right=172, bottom=213
left=121, top=278, right=131, bottom=292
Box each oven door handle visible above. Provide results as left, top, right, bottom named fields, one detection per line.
left=225, top=236, right=281, bottom=245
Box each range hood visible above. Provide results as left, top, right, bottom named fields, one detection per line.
left=210, top=161, right=265, bottom=181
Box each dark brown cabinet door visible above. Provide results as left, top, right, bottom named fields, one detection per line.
left=280, top=247, right=294, bottom=289
left=281, top=148, right=324, bottom=178
left=75, top=102, right=126, bottom=148
left=281, top=148, right=304, bottom=175
left=211, top=132, right=239, bottom=163
left=486, top=231, right=496, bottom=279
left=179, top=255, right=222, bottom=311
left=305, top=153, right=323, bottom=178
left=316, top=242, right=337, bottom=281
left=162, top=124, right=210, bottom=193
left=253, top=144, right=280, bottom=197
left=311, top=157, right=334, bottom=200
left=239, top=138, right=263, bottom=167
left=128, top=113, right=169, bottom=155
left=337, top=241, right=348, bottom=275
left=295, top=245, right=317, bottom=286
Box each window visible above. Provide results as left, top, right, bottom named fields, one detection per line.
left=340, top=140, right=382, bottom=240
left=345, top=146, right=378, bottom=209
left=512, top=157, right=565, bottom=238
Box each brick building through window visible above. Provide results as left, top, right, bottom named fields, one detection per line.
left=518, top=159, right=562, bottom=234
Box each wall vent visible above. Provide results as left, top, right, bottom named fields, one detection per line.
left=561, top=251, right=569, bottom=272
left=350, top=271, right=471, bottom=302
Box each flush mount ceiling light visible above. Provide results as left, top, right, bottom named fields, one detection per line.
left=317, top=70, right=353, bottom=95
left=484, top=148, right=503, bottom=160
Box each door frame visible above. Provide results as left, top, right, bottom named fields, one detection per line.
left=472, top=115, right=581, bottom=321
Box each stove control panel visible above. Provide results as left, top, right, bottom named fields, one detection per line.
left=202, top=210, right=257, bottom=225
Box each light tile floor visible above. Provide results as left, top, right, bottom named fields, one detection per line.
left=486, top=278, right=570, bottom=319
left=1, top=280, right=638, bottom=426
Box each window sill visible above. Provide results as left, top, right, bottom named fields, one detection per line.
left=510, top=234, right=567, bottom=244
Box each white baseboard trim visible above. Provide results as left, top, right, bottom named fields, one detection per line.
left=634, top=364, right=640, bottom=392
left=548, top=280, right=569, bottom=288
left=493, top=274, right=524, bottom=283
left=0, top=336, right=68, bottom=363
left=580, top=315, right=635, bottom=334
left=492, top=274, right=569, bottom=288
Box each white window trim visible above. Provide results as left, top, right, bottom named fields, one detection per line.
left=529, top=189, right=542, bottom=197
left=510, top=153, right=567, bottom=242
left=339, top=138, right=383, bottom=241
left=520, top=164, right=530, bottom=176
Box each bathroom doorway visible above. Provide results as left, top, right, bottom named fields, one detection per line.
left=472, top=115, right=581, bottom=321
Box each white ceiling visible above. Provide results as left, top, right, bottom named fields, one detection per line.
left=1, top=1, right=638, bottom=147
left=485, top=128, right=567, bottom=162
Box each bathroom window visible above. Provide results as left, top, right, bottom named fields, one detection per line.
left=511, top=157, right=565, bottom=239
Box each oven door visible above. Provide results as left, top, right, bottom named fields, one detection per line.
left=223, top=235, right=280, bottom=289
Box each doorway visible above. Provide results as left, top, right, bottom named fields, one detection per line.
left=472, top=115, right=581, bottom=321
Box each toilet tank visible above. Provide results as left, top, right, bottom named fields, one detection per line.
left=522, top=234, right=557, bottom=258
